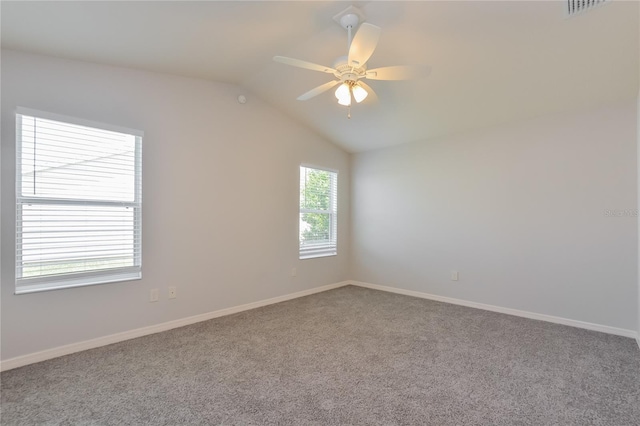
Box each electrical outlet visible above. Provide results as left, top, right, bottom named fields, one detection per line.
left=450, top=270, right=459, bottom=281
left=290, top=267, right=297, bottom=277
left=168, top=286, right=177, bottom=299
left=150, top=288, right=159, bottom=302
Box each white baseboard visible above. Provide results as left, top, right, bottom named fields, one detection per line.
left=0, top=281, right=350, bottom=372
left=350, top=281, right=639, bottom=340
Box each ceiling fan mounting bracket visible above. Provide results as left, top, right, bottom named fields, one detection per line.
left=333, top=6, right=365, bottom=30
left=340, top=13, right=359, bottom=30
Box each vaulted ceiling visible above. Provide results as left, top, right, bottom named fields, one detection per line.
left=2, top=1, right=638, bottom=152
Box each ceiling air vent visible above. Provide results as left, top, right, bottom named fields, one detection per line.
left=567, top=0, right=610, bottom=17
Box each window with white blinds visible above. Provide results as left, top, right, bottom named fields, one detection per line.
left=299, top=166, right=337, bottom=259
left=15, top=108, right=142, bottom=294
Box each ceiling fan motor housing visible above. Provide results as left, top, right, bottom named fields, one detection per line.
left=333, top=56, right=366, bottom=83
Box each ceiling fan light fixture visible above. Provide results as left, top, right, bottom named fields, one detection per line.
left=337, top=96, right=352, bottom=107
left=352, top=84, right=368, bottom=103
left=335, top=83, right=352, bottom=106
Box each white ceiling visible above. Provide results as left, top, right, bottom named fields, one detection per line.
left=2, top=1, right=638, bottom=153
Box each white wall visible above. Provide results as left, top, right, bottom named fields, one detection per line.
left=637, top=7, right=640, bottom=346
left=351, top=100, right=638, bottom=331
left=637, top=6, right=640, bottom=342
left=0, top=50, right=350, bottom=361
left=637, top=92, right=640, bottom=342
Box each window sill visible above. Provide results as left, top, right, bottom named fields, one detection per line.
left=15, top=270, right=141, bottom=295
left=299, top=252, right=337, bottom=260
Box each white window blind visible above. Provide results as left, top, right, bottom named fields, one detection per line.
left=299, top=166, right=337, bottom=259
left=15, top=109, right=142, bottom=294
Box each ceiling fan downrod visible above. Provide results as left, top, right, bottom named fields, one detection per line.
left=340, top=13, right=359, bottom=51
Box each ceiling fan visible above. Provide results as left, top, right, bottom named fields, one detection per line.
left=273, top=7, right=430, bottom=118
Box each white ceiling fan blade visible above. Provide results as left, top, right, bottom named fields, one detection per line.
left=273, top=56, right=336, bottom=74
left=365, top=65, right=432, bottom=81
left=357, top=81, right=378, bottom=104
left=297, top=80, right=340, bottom=101
left=348, top=23, right=381, bottom=67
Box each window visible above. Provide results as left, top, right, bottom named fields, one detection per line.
left=299, top=166, right=337, bottom=259
left=15, top=108, right=142, bottom=294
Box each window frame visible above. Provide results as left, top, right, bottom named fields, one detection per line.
left=299, top=164, right=338, bottom=260
left=14, top=107, right=143, bottom=294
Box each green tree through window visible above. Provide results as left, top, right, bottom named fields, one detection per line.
left=299, top=166, right=337, bottom=259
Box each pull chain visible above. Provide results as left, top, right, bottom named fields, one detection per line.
left=348, top=105, right=351, bottom=119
